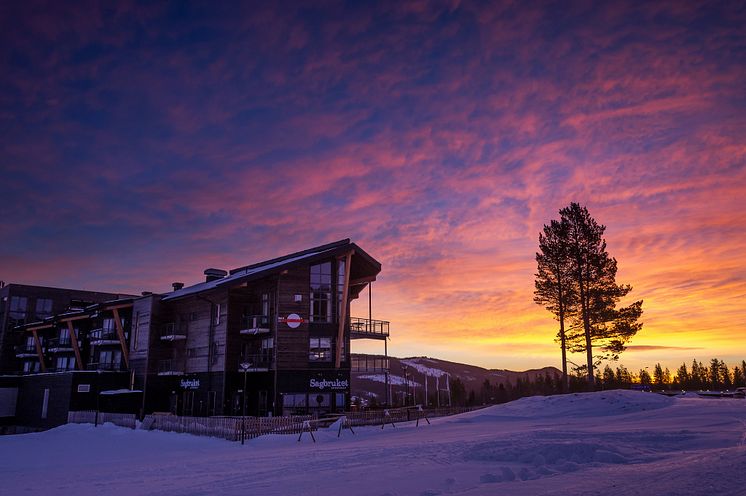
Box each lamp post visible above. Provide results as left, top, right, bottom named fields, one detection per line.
left=239, top=361, right=250, bottom=444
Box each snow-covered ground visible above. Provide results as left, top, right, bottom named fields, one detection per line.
left=2, top=390, right=745, bottom=495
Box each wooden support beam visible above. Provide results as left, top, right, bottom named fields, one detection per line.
left=105, top=303, right=134, bottom=311
left=66, top=321, right=84, bottom=371
left=58, top=314, right=93, bottom=322
left=32, top=330, right=46, bottom=373
left=349, top=275, right=377, bottom=286
left=25, top=323, right=54, bottom=331
left=335, top=251, right=353, bottom=369
left=111, top=308, right=130, bottom=369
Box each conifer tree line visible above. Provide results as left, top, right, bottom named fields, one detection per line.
left=534, top=203, right=644, bottom=388
left=444, top=359, right=746, bottom=407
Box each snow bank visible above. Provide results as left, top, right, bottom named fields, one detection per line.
left=457, top=390, right=673, bottom=422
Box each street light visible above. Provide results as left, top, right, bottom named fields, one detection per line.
left=239, top=361, right=251, bottom=445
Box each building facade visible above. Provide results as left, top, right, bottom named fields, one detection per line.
left=1, top=239, right=389, bottom=428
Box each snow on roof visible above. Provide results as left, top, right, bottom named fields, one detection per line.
left=162, top=246, right=340, bottom=301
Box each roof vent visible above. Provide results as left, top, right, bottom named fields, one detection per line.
left=204, top=268, right=228, bottom=282
left=172, top=282, right=184, bottom=291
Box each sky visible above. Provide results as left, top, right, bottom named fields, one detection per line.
left=1, top=1, right=745, bottom=373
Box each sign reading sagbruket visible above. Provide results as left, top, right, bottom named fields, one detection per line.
left=309, top=378, right=349, bottom=390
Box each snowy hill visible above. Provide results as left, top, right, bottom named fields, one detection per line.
left=2, top=390, right=746, bottom=495
left=352, top=353, right=561, bottom=401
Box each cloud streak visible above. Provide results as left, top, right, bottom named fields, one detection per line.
left=1, top=0, right=745, bottom=372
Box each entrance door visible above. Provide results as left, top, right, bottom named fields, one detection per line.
left=258, top=390, right=268, bottom=416
left=169, top=393, right=178, bottom=415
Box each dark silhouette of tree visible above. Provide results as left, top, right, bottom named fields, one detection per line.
left=638, top=368, right=652, bottom=385
left=653, top=363, right=665, bottom=388
left=536, top=203, right=643, bottom=385
left=534, top=219, right=576, bottom=391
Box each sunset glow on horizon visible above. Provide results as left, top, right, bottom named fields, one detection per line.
left=1, top=1, right=745, bottom=374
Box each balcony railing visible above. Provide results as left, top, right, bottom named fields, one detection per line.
left=161, top=323, right=187, bottom=341
left=239, top=315, right=271, bottom=335
left=351, top=355, right=390, bottom=372
left=350, top=317, right=390, bottom=339
left=89, top=328, right=120, bottom=344
left=15, top=344, right=38, bottom=356
left=238, top=353, right=273, bottom=372
left=87, top=361, right=123, bottom=371
left=47, top=337, right=74, bottom=352
left=158, top=359, right=185, bottom=376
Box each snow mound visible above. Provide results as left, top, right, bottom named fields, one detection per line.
left=458, top=390, right=673, bottom=421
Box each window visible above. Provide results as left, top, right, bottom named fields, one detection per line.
left=339, top=337, right=346, bottom=362
left=35, top=298, right=53, bottom=319
left=261, top=293, right=269, bottom=317
left=309, top=337, right=332, bottom=362
left=23, top=360, right=39, bottom=373
left=337, top=259, right=346, bottom=321
left=214, top=304, right=221, bottom=325
left=9, top=296, right=28, bottom=326
left=98, top=349, right=121, bottom=369
left=55, top=356, right=75, bottom=371
left=103, top=317, right=115, bottom=332
left=310, top=262, right=332, bottom=322
left=282, top=393, right=307, bottom=408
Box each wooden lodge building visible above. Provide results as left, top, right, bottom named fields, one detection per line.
left=0, top=240, right=389, bottom=429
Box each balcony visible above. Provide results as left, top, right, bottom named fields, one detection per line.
left=47, top=337, right=74, bottom=353
left=237, top=353, right=273, bottom=372
left=350, top=317, right=390, bottom=340
left=157, top=359, right=185, bottom=376
left=239, top=315, right=271, bottom=335
left=89, top=328, right=120, bottom=346
left=160, top=323, right=187, bottom=341
left=351, top=355, right=390, bottom=372
left=15, top=344, right=38, bottom=358
left=87, top=361, right=123, bottom=371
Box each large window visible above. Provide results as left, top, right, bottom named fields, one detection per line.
left=337, top=259, right=346, bottom=322
left=35, top=298, right=53, bottom=320
left=9, top=296, right=28, bottom=326
left=310, top=262, right=332, bottom=322
left=309, top=337, right=332, bottom=362
left=55, top=356, right=75, bottom=371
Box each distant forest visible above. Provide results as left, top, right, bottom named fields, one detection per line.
left=443, top=358, right=746, bottom=407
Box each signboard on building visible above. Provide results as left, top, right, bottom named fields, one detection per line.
left=180, top=378, right=200, bottom=390
left=278, top=313, right=304, bottom=329
left=309, top=378, right=349, bottom=390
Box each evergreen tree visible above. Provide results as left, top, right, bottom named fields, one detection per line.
left=676, top=363, right=690, bottom=389
left=710, top=358, right=721, bottom=388
left=535, top=219, right=576, bottom=391
left=653, top=363, right=665, bottom=388
left=733, top=366, right=744, bottom=387
left=602, top=365, right=616, bottom=389
left=638, top=368, right=652, bottom=385
left=558, top=203, right=643, bottom=384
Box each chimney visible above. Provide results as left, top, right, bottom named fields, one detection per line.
left=204, top=268, right=228, bottom=282
left=172, top=282, right=184, bottom=291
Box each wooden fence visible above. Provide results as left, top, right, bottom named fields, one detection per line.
left=67, top=410, right=137, bottom=429
left=344, top=405, right=481, bottom=427
left=67, top=406, right=478, bottom=442
left=139, top=414, right=316, bottom=441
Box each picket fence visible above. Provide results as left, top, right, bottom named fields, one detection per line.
left=67, top=405, right=479, bottom=441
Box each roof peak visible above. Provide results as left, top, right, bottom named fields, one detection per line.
left=228, top=238, right=350, bottom=275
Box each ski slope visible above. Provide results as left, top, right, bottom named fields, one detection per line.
left=1, top=390, right=745, bottom=495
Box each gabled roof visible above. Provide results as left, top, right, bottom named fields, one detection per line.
left=162, top=238, right=380, bottom=302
